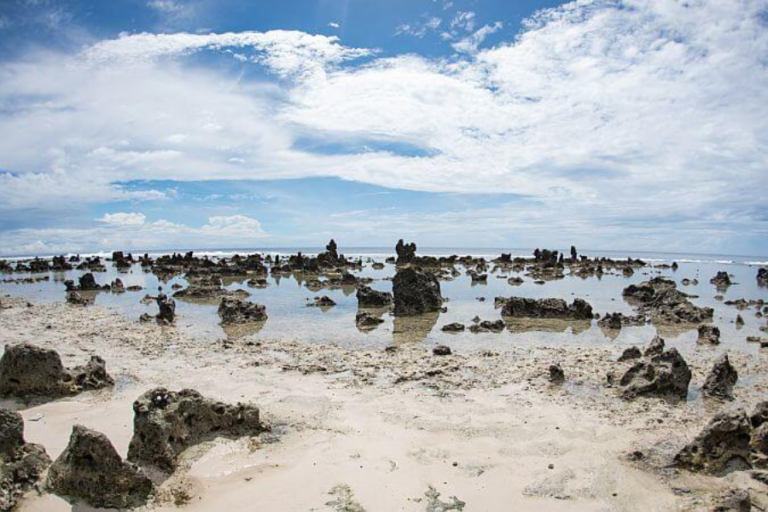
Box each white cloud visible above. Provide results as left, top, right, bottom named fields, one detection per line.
left=451, top=22, right=503, bottom=54
left=97, top=212, right=147, bottom=226
left=1, top=0, right=767, bottom=253
left=147, top=0, right=185, bottom=14
left=0, top=215, right=267, bottom=257
left=328, top=22, right=340, bottom=29
left=396, top=16, right=442, bottom=38
left=82, top=30, right=374, bottom=79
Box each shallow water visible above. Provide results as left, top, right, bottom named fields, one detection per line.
left=1, top=249, right=767, bottom=357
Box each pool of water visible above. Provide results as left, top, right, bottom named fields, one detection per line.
left=1, top=252, right=767, bottom=356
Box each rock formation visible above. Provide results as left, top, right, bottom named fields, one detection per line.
left=356, top=286, right=393, bottom=308
left=47, top=425, right=153, bottom=508
left=392, top=268, right=443, bottom=316
left=218, top=297, right=267, bottom=324
left=619, top=347, right=691, bottom=401
left=128, top=388, right=263, bottom=472
left=500, top=297, right=593, bottom=320
left=0, top=344, right=113, bottom=399
left=698, top=324, right=721, bottom=344
left=622, top=277, right=713, bottom=323
left=675, top=409, right=752, bottom=475
left=0, top=409, right=50, bottom=512
left=702, top=354, right=738, bottom=401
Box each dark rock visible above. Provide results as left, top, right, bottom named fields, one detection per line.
left=644, top=335, right=665, bottom=357
left=736, top=314, right=744, bottom=327
left=622, top=266, right=634, bottom=277
left=698, top=324, right=721, bottom=344
left=433, top=345, right=452, bottom=356
left=507, top=276, right=524, bottom=286
left=47, top=425, right=153, bottom=508
left=356, top=285, right=393, bottom=308
left=395, top=239, right=417, bottom=265
left=675, top=409, right=752, bottom=475
left=156, top=293, right=176, bottom=323
left=0, top=408, right=51, bottom=512
left=65, top=291, right=90, bottom=306
left=618, top=346, right=642, bottom=361
left=758, top=268, right=768, bottom=286
left=218, top=297, right=267, bottom=324
left=710, top=271, right=733, bottom=288
left=441, top=323, right=465, bottom=332
left=549, top=364, right=565, bottom=384
left=622, top=277, right=713, bottom=324
left=469, top=319, right=505, bottom=333
left=500, top=297, right=593, bottom=320
left=128, top=388, right=263, bottom=472
left=355, top=312, right=384, bottom=330
left=392, top=268, right=443, bottom=316
left=620, top=348, right=691, bottom=400
left=308, top=296, right=336, bottom=307
left=702, top=354, right=738, bottom=401
left=78, top=273, right=100, bottom=291
left=0, top=344, right=113, bottom=399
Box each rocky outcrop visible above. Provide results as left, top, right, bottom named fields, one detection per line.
left=308, top=296, right=336, bottom=307
left=644, top=335, right=665, bottom=357
left=758, top=268, right=768, bottom=286
left=469, top=319, right=505, bottom=333
left=47, top=425, right=153, bottom=509
left=355, top=312, right=383, bottom=330
left=598, top=312, right=645, bottom=330
left=218, top=297, right=267, bottom=324
left=433, top=345, right=452, bottom=356
left=675, top=409, right=752, bottom=475
left=622, top=277, right=713, bottom=324
left=500, top=297, right=593, bottom=320
left=698, top=324, right=721, bottom=344
left=702, top=354, right=738, bottom=401
left=549, top=364, right=565, bottom=384
left=0, top=409, right=50, bottom=512
left=395, top=239, right=417, bottom=265
left=0, top=344, right=113, bottom=399
left=710, top=271, right=733, bottom=288
left=441, top=322, right=465, bottom=332
left=356, top=285, right=392, bottom=308
left=127, top=388, right=263, bottom=472
left=156, top=293, right=176, bottom=323
left=619, top=347, right=691, bottom=401
left=392, top=268, right=443, bottom=316
left=618, top=346, right=642, bottom=361
left=711, top=489, right=751, bottom=512
left=63, top=273, right=103, bottom=292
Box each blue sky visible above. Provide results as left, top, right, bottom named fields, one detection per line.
left=0, top=0, right=767, bottom=256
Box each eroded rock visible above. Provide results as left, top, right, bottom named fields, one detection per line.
left=618, top=346, right=642, bottom=361
left=698, top=324, right=721, bottom=344
left=0, top=344, right=113, bottom=399
left=619, top=348, right=691, bottom=401
left=47, top=425, right=153, bottom=509
left=500, top=297, right=593, bottom=320
left=549, top=364, right=565, bottom=384
left=702, top=354, right=738, bottom=401
left=218, top=297, right=267, bottom=324
left=675, top=409, right=752, bottom=475
left=622, top=277, right=713, bottom=324
left=127, top=388, right=263, bottom=472
left=0, top=408, right=50, bottom=512
left=356, top=285, right=393, bottom=308
left=392, top=268, right=443, bottom=316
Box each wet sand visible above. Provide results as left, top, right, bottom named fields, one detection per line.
left=2, top=295, right=768, bottom=511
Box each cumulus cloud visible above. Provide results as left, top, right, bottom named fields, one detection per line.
left=0, top=0, right=767, bottom=253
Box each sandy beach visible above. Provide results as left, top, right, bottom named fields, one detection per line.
left=2, top=278, right=767, bottom=511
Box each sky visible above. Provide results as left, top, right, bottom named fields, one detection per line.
left=0, top=0, right=767, bottom=257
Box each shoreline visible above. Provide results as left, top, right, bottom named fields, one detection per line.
left=2, top=295, right=767, bottom=510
